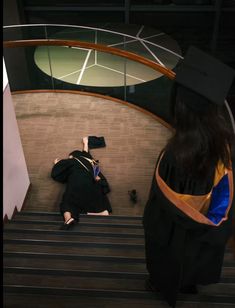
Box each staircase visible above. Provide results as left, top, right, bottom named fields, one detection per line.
left=3, top=211, right=235, bottom=308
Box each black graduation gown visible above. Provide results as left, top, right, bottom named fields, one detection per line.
left=51, top=151, right=112, bottom=220
left=143, top=150, right=234, bottom=307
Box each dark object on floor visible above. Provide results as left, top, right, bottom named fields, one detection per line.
left=145, top=278, right=160, bottom=292
left=180, top=285, right=198, bottom=294
left=88, top=136, right=106, bottom=149
left=128, top=189, right=137, bottom=204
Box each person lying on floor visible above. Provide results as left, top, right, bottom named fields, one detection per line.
left=51, top=137, right=112, bottom=230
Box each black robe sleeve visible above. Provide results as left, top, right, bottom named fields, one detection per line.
left=51, top=159, right=74, bottom=183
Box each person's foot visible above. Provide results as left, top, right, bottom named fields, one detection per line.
left=60, top=217, right=75, bottom=230
left=180, top=285, right=198, bottom=294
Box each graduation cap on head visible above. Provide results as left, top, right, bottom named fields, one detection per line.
left=174, top=46, right=235, bottom=110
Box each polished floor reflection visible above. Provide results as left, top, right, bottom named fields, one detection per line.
left=34, top=24, right=181, bottom=87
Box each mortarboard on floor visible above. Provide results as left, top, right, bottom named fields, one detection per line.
left=88, top=136, right=106, bottom=149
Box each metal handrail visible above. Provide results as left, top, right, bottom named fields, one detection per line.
left=3, top=23, right=183, bottom=60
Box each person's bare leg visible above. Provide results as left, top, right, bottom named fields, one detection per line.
left=87, top=210, right=109, bottom=216
left=83, top=137, right=89, bottom=152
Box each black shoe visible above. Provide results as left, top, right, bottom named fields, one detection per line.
left=180, top=285, right=198, bottom=294
left=145, top=278, right=159, bottom=292
left=60, top=218, right=75, bottom=230
left=128, top=189, right=137, bottom=204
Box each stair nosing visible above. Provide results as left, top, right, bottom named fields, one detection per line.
left=4, top=266, right=147, bottom=279
left=15, top=211, right=142, bottom=220
left=4, top=266, right=235, bottom=283
left=4, top=251, right=146, bottom=263
left=4, top=238, right=145, bottom=249
left=8, top=220, right=143, bottom=229
left=4, top=285, right=235, bottom=303
left=3, top=228, right=144, bottom=238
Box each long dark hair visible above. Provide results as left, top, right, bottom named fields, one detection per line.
left=166, top=85, right=234, bottom=177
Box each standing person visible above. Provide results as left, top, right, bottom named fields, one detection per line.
left=51, top=137, right=112, bottom=230
left=143, top=46, right=235, bottom=307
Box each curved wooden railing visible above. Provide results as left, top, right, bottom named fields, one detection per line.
left=3, top=39, right=176, bottom=80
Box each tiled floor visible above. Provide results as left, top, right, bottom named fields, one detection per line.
left=13, top=92, right=172, bottom=216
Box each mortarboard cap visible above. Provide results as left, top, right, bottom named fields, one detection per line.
left=174, top=46, right=235, bottom=108
left=88, top=136, right=106, bottom=149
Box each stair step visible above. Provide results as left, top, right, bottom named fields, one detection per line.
left=4, top=271, right=146, bottom=291
left=5, top=220, right=144, bottom=234
left=4, top=239, right=145, bottom=258
left=198, top=282, right=235, bottom=294
left=10, top=218, right=143, bottom=228
left=3, top=257, right=235, bottom=280
left=4, top=285, right=235, bottom=305
left=3, top=251, right=145, bottom=262
left=3, top=229, right=144, bottom=245
left=3, top=252, right=147, bottom=272
left=4, top=271, right=235, bottom=293
left=222, top=267, right=235, bottom=277
left=3, top=292, right=235, bottom=308
left=3, top=238, right=144, bottom=249
left=3, top=238, right=234, bottom=261
left=3, top=255, right=235, bottom=277
left=4, top=266, right=235, bottom=283
left=17, top=211, right=143, bottom=219
left=3, top=229, right=144, bottom=244
left=14, top=211, right=142, bottom=224
left=4, top=266, right=147, bottom=278
left=4, top=250, right=234, bottom=271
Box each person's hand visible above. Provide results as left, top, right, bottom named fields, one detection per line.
left=83, top=137, right=88, bottom=145
left=82, top=137, right=89, bottom=152
left=54, top=158, right=61, bottom=164
left=95, top=175, right=101, bottom=181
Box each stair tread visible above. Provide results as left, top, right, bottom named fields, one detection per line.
left=3, top=292, right=235, bottom=308
left=3, top=255, right=147, bottom=272
left=4, top=237, right=144, bottom=245
left=4, top=244, right=145, bottom=258
left=4, top=241, right=234, bottom=262
left=4, top=278, right=235, bottom=295
left=4, top=250, right=235, bottom=270
left=4, top=266, right=235, bottom=281
left=12, top=213, right=143, bottom=225
left=4, top=256, right=235, bottom=276
left=4, top=221, right=144, bottom=234
left=4, top=284, right=235, bottom=302
left=8, top=219, right=143, bottom=227
left=16, top=211, right=142, bottom=220
left=3, top=251, right=145, bottom=262
left=3, top=229, right=144, bottom=243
